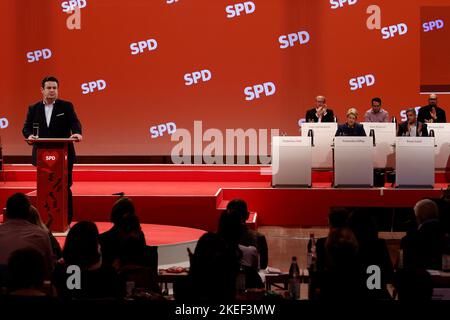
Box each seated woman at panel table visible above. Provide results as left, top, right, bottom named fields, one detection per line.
left=335, top=108, right=367, bottom=136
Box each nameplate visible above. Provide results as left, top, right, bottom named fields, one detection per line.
left=427, top=123, right=450, bottom=132
left=396, top=137, right=435, bottom=147
left=334, top=137, right=372, bottom=147
left=273, top=136, right=311, bottom=147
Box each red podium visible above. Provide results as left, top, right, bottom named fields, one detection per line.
left=27, top=138, right=75, bottom=233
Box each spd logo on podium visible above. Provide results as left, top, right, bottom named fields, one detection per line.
left=42, top=151, right=59, bottom=167
left=0, top=117, right=8, bottom=129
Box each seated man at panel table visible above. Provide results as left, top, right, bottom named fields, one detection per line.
left=397, top=108, right=428, bottom=137
left=364, top=97, right=390, bottom=122
left=335, top=108, right=367, bottom=136
left=305, top=95, right=335, bottom=123
left=418, top=94, right=447, bottom=124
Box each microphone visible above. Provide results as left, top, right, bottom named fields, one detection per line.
left=308, top=129, right=314, bottom=147
left=429, top=129, right=435, bottom=137
left=112, top=192, right=125, bottom=197
left=369, top=129, right=376, bottom=146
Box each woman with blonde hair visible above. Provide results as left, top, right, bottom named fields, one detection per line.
left=335, top=108, right=366, bottom=136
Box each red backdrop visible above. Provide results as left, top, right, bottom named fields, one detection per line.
left=0, top=0, right=449, bottom=157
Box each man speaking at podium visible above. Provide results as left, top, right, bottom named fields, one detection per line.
left=22, top=76, right=83, bottom=225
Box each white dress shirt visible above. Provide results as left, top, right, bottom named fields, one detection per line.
left=44, top=100, right=55, bottom=127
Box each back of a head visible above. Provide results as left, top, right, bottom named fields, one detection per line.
left=63, top=221, right=100, bottom=269
left=110, top=197, right=135, bottom=225
left=328, top=208, right=350, bottom=229
left=6, top=193, right=31, bottom=220
left=8, top=248, right=46, bottom=291
left=190, top=232, right=237, bottom=300
left=116, top=212, right=143, bottom=237
left=415, top=199, right=439, bottom=225
left=192, top=232, right=229, bottom=269
left=325, top=228, right=359, bottom=269
left=348, top=209, right=378, bottom=244
left=226, top=199, right=249, bottom=222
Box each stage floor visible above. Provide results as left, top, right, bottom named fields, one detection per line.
left=1, top=164, right=448, bottom=231
left=54, top=222, right=205, bottom=268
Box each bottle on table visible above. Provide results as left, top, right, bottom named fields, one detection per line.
left=288, top=256, right=300, bottom=300
left=307, top=233, right=317, bottom=272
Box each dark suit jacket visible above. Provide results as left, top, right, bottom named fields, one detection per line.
left=22, top=99, right=82, bottom=166
left=305, top=108, right=335, bottom=123
left=400, top=219, right=446, bottom=270
left=418, top=105, right=447, bottom=124
left=397, top=121, right=428, bottom=137
left=335, top=123, right=366, bottom=136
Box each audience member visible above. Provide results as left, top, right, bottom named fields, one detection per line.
left=319, top=228, right=365, bottom=300
left=348, top=209, right=393, bottom=299
left=218, top=210, right=263, bottom=289
left=226, top=199, right=268, bottom=269
left=0, top=193, right=54, bottom=282
left=394, top=268, right=433, bottom=301
left=115, top=234, right=161, bottom=298
left=401, top=199, right=446, bottom=270
left=184, top=232, right=239, bottom=301
left=27, top=205, right=62, bottom=260
left=52, top=221, right=122, bottom=300
left=99, top=196, right=141, bottom=266
left=7, top=248, right=47, bottom=297
left=313, top=208, right=350, bottom=275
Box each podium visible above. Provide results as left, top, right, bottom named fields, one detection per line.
left=361, top=122, right=396, bottom=168
left=395, top=137, right=435, bottom=188
left=272, top=136, right=312, bottom=187
left=301, top=123, right=337, bottom=169
left=27, top=138, right=75, bottom=233
left=334, top=137, right=374, bottom=187
left=427, top=123, right=450, bottom=170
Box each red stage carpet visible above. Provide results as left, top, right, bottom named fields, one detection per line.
left=1, top=164, right=448, bottom=231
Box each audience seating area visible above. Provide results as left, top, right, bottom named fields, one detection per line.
left=0, top=189, right=450, bottom=302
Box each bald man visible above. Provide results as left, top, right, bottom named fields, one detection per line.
left=400, top=199, right=446, bottom=270
left=305, top=96, right=335, bottom=123
left=417, top=94, right=447, bottom=123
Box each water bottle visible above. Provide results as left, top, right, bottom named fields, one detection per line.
left=288, top=256, right=300, bottom=300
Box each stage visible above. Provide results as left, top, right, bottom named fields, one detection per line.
left=1, top=164, right=448, bottom=232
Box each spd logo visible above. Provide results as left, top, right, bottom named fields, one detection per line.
left=226, top=2, right=256, bottom=19
left=244, top=82, right=276, bottom=101
left=81, top=80, right=107, bottom=94
left=184, top=70, right=212, bottom=86
left=349, top=74, right=375, bottom=91
left=27, top=49, right=52, bottom=63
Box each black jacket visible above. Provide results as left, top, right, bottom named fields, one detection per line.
left=417, top=105, right=446, bottom=124
left=22, top=99, right=82, bottom=165
left=401, top=219, right=446, bottom=270
left=305, top=108, right=335, bottom=123
left=397, top=121, right=428, bottom=137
